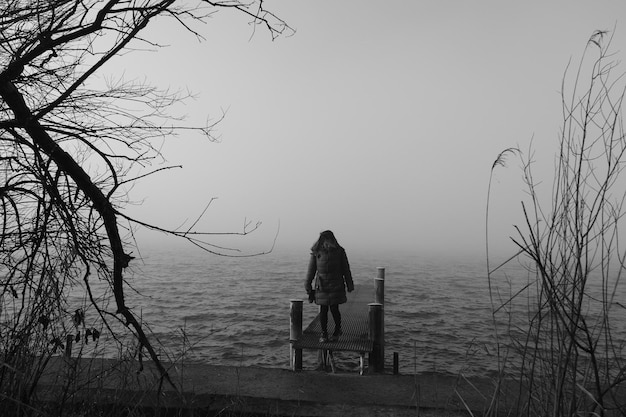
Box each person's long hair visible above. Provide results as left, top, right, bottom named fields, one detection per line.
left=311, top=230, right=341, bottom=252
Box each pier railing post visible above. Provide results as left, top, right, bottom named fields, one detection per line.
left=375, top=267, right=385, bottom=304
left=289, top=299, right=303, bottom=371
left=368, top=302, right=384, bottom=373
left=370, top=267, right=385, bottom=373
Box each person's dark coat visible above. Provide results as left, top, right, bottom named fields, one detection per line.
left=305, top=247, right=354, bottom=306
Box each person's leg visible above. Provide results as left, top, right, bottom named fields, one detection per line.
left=319, top=305, right=329, bottom=341
left=330, top=304, right=341, bottom=337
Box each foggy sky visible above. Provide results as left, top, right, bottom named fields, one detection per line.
left=117, top=1, right=626, bottom=261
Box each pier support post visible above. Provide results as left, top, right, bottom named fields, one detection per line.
left=289, top=299, right=303, bottom=371
left=393, top=352, right=399, bottom=375
left=65, top=334, right=73, bottom=358
left=368, top=302, right=384, bottom=373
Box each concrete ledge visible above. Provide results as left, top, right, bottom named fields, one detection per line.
left=34, top=356, right=510, bottom=416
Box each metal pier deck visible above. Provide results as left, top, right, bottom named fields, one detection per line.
left=292, top=284, right=375, bottom=373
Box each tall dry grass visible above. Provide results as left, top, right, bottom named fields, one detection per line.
left=485, top=30, right=626, bottom=417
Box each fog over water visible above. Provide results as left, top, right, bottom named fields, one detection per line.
left=111, top=1, right=626, bottom=262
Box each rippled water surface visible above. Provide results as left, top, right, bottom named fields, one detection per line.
left=114, top=246, right=626, bottom=377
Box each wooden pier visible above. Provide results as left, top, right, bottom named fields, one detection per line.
left=290, top=268, right=385, bottom=375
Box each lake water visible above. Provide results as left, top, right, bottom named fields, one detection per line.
left=101, top=245, right=626, bottom=377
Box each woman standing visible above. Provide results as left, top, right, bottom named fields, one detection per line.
left=305, top=230, right=354, bottom=342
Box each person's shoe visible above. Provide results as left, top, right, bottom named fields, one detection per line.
left=330, top=328, right=342, bottom=341
left=319, top=332, right=329, bottom=343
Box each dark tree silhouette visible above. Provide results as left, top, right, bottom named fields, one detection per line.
left=0, top=0, right=290, bottom=412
